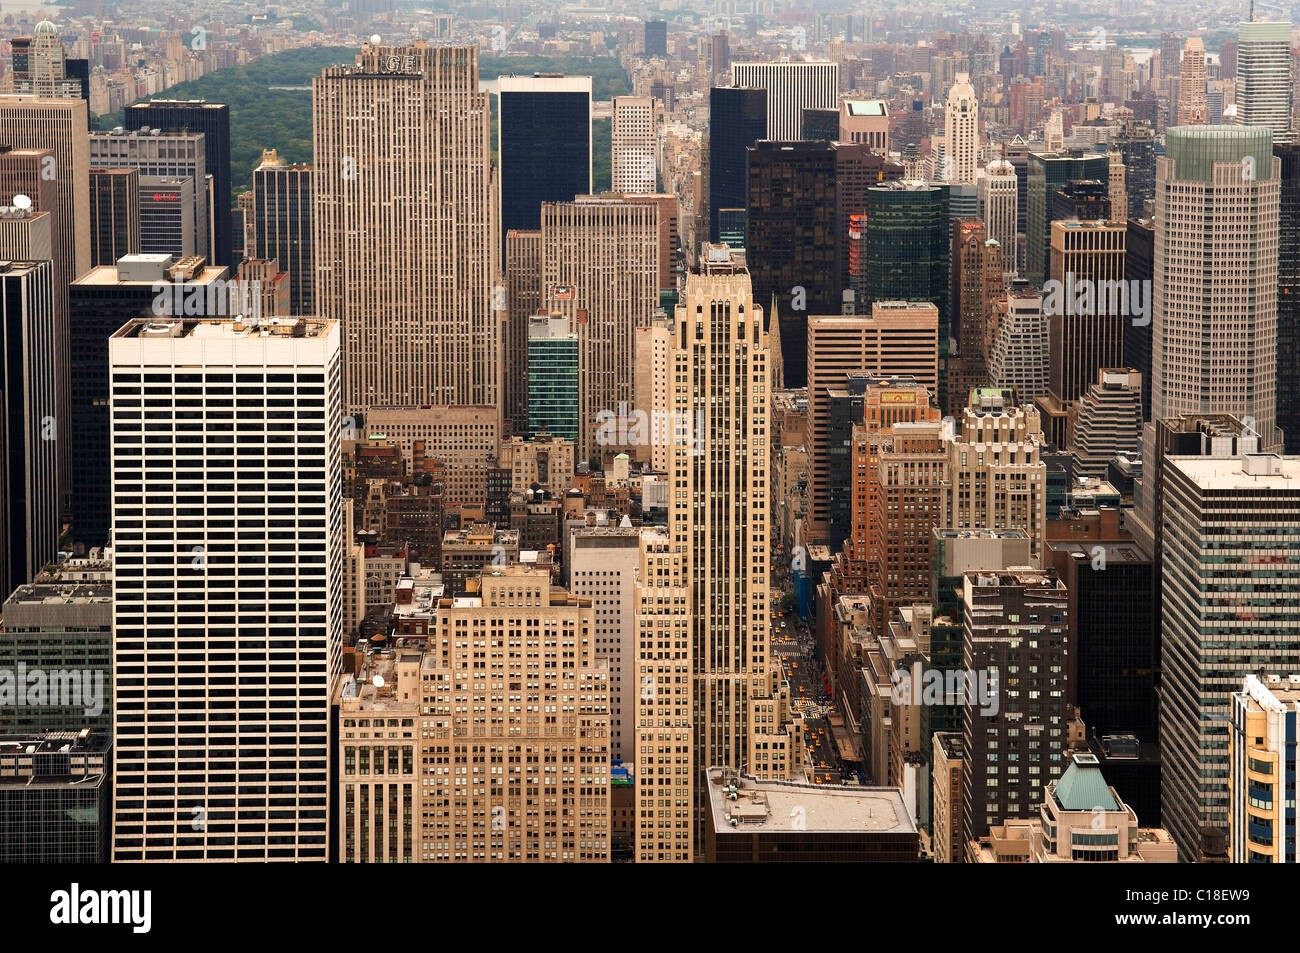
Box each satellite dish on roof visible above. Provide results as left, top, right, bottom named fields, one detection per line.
left=372, top=674, right=385, bottom=688
left=12, top=194, right=32, bottom=210
left=370, top=34, right=382, bottom=45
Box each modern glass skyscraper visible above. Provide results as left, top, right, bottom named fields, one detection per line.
left=862, top=180, right=950, bottom=356
left=1278, top=144, right=1300, bottom=453
left=252, top=149, right=313, bottom=315
left=708, top=85, right=766, bottom=243
left=1236, top=21, right=1293, bottom=145
left=526, top=313, right=580, bottom=444
left=1025, top=151, right=1108, bottom=287
left=124, top=100, right=232, bottom=267
left=497, top=75, right=592, bottom=244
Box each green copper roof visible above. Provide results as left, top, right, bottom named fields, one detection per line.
left=1052, top=753, right=1119, bottom=811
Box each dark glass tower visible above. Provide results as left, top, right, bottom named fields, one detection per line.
left=125, top=100, right=232, bottom=267
left=709, top=86, right=766, bottom=243
left=862, top=181, right=950, bottom=339
left=1277, top=144, right=1300, bottom=452
left=1124, top=217, right=1155, bottom=420
left=644, top=20, right=667, bottom=57
left=498, top=77, right=592, bottom=248
left=746, top=140, right=839, bottom=387
left=252, top=158, right=314, bottom=315
left=1026, top=151, right=1108, bottom=286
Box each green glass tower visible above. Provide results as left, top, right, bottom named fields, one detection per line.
left=527, top=314, right=580, bottom=443
left=1025, top=151, right=1109, bottom=287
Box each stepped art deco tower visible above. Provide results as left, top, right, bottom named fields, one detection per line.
left=313, top=42, right=500, bottom=415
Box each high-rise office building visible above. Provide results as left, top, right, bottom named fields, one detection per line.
left=644, top=20, right=668, bottom=58
left=88, top=168, right=140, bottom=267
left=1279, top=144, right=1300, bottom=453
left=124, top=100, right=232, bottom=267
left=988, top=285, right=1050, bottom=402
left=1160, top=454, right=1300, bottom=862
left=731, top=61, right=839, bottom=140
left=0, top=554, right=113, bottom=734
left=805, top=309, right=938, bottom=545
left=0, top=730, right=110, bottom=863
left=9, top=21, right=82, bottom=99
left=504, top=228, right=542, bottom=434
left=539, top=196, right=659, bottom=460
left=708, top=86, right=766, bottom=243
left=109, top=316, right=342, bottom=862
left=839, top=99, right=890, bottom=153
left=313, top=43, right=499, bottom=415
left=1236, top=21, right=1294, bottom=145
left=363, top=405, right=500, bottom=507
left=0, top=260, right=59, bottom=599
left=1176, top=37, right=1208, bottom=126
left=961, top=569, right=1070, bottom=843
left=611, top=96, right=657, bottom=193
left=949, top=219, right=1004, bottom=414
left=943, top=392, right=1048, bottom=563
left=1068, top=369, right=1144, bottom=478
left=1114, top=122, right=1157, bottom=216
left=422, top=567, right=610, bottom=862
left=943, top=73, right=979, bottom=184
left=746, top=141, right=840, bottom=385
left=1107, top=152, right=1128, bottom=222
left=251, top=149, right=313, bottom=316
left=1160, top=32, right=1182, bottom=79
left=90, top=129, right=210, bottom=261
left=633, top=528, right=692, bottom=862
left=633, top=312, right=672, bottom=473
left=1026, top=151, right=1108, bottom=287
left=1123, top=217, right=1155, bottom=419
left=69, top=254, right=229, bottom=549
left=0, top=99, right=91, bottom=515
left=570, top=527, right=640, bottom=761
left=498, top=76, right=592, bottom=241
left=1229, top=674, right=1300, bottom=863
left=862, top=181, right=950, bottom=385
left=1039, top=219, right=1127, bottom=447
left=672, top=247, right=771, bottom=849
left=978, top=160, right=1019, bottom=277
left=1153, top=126, right=1280, bottom=448
left=526, top=313, right=580, bottom=444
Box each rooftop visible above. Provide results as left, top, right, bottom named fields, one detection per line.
left=705, top=767, right=915, bottom=835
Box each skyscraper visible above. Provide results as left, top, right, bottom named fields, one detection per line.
left=1153, top=126, right=1280, bottom=448
left=805, top=309, right=939, bottom=545
left=251, top=149, right=313, bottom=315
left=1236, top=21, right=1294, bottom=145
left=708, top=86, right=766, bottom=243
left=1026, top=151, right=1108, bottom=287
left=672, top=246, right=770, bottom=849
left=0, top=98, right=91, bottom=515
left=527, top=313, right=580, bottom=443
left=421, top=567, right=610, bottom=862
left=313, top=43, right=499, bottom=415
left=862, top=181, right=950, bottom=394
left=1229, top=674, right=1300, bottom=863
left=109, top=316, right=342, bottom=862
left=90, top=129, right=209, bottom=261
left=124, top=100, right=232, bottom=267
left=505, top=228, right=542, bottom=434
left=611, top=96, right=657, bottom=193
left=1278, top=144, right=1300, bottom=453
left=539, top=195, right=659, bottom=461
left=1176, top=37, right=1207, bottom=126
left=746, top=141, right=840, bottom=384
left=88, top=168, right=141, bottom=267
left=497, top=76, right=592, bottom=241
left=1160, top=454, right=1300, bottom=861
left=731, top=61, right=839, bottom=140
left=10, top=21, right=82, bottom=99
left=943, top=73, right=979, bottom=184
left=644, top=20, right=668, bottom=58
left=0, top=259, right=59, bottom=599
left=978, top=160, right=1019, bottom=277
